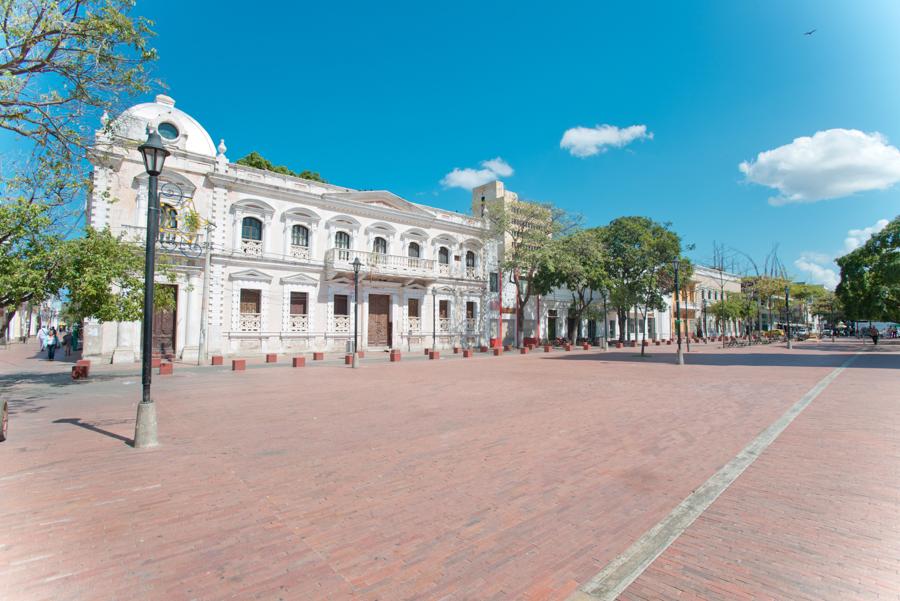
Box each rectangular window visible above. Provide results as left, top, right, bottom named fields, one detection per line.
left=334, top=294, right=349, bottom=316
left=466, top=301, right=476, bottom=319
left=290, top=291, right=308, bottom=315
left=609, top=319, right=616, bottom=336
left=408, top=297, right=420, bottom=317
left=489, top=272, right=499, bottom=293
left=439, top=300, right=450, bottom=319
left=240, top=289, right=261, bottom=314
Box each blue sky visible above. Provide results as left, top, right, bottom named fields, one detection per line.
left=140, top=1, right=898, bottom=284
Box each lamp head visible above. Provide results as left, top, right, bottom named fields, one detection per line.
left=138, top=127, right=170, bottom=176
left=352, top=257, right=362, bottom=274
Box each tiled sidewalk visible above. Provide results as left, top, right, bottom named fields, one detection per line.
left=0, top=340, right=896, bottom=600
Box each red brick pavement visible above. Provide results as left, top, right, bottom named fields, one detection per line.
left=618, top=346, right=900, bottom=601
left=0, top=341, right=895, bottom=600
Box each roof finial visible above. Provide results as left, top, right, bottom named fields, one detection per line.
left=217, top=139, right=227, bottom=156
left=100, top=110, right=109, bottom=126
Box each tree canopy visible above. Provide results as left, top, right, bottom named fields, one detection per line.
left=836, top=215, right=900, bottom=322
left=236, top=151, right=326, bottom=183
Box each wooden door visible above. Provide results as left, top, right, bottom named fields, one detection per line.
left=367, top=294, right=390, bottom=347
left=152, top=284, right=177, bottom=358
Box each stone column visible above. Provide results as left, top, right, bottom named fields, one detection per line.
left=111, top=321, right=136, bottom=364
left=181, top=275, right=201, bottom=361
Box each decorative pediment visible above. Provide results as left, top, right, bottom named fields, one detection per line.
left=326, top=191, right=434, bottom=217
left=280, top=272, right=319, bottom=285
left=229, top=269, right=272, bottom=283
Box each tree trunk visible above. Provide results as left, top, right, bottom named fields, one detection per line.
left=617, top=308, right=627, bottom=343
left=0, top=309, right=15, bottom=344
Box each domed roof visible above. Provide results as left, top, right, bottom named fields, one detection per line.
left=113, top=94, right=216, bottom=157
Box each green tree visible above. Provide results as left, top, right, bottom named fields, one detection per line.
left=603, top=216, right=688, bottom=353
left=540, top=228, right=608, bottom=342
left=236, top=151, right=326, bottom=183
left=484, top=197, right=577, bottom=346
left=836, top=215, right=900, bottom=322
left=0, top=0, right=157, bottom=335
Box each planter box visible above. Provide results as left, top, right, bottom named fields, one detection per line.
left=429, top=351, right=440, bottom=360
left=480, top=345, right=489, bottom=353
left=520, top=347, right=529, bottom=354
left=527, top=344, right=535, bottom=351
left=266, top=353, right=278, bottom=363
left=544, top=345, right=552, bottom=353
left=642, top=340, right=649, bottom=346
left=654, top=340, right=661, bottom=346
left=666, top=340, right=673, bottom=345
left=151, top=357, right=162, bottom=368
left=313, top=352, right=325, bottom=361
left=159, top=362, right=173, bottom=375
left=357, top=350, right=365, bottom=359
left=493, top=348, right=502, bottom=356
left=564, top=344, right=572, bottom=351
left=424, top=348, right=432, bottom=356
left=503, top=345, right=512, bottom=352
left=211, top=355, right=224, bottom=366
left=292, top=357, right=305, bottom=368
left=344, top=354, right=353, bottom=365
left=232, top=359, right=246, bottom=371
left=616, top=342, right=623, bottom=349
left=462, top=349, right=473, bottom=358
left=453, top=347, right=460, bottom=354
left=390, top=350, right=401, bottom=362
left=71, top=365, right=88, bottom=380
left=582, top=343, right=590, bottom=350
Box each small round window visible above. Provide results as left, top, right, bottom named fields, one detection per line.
left=158, top=122, right=179, bottom=140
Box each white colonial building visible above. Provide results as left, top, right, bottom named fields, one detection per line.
left=83, top=94, right=697, bottom=363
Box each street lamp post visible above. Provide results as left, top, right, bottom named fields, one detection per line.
left=830, top=301, right=835, bottom=343
left=673, top=260, right=684, bottom=365
left=352, top=257, right=361, bottom=368
left=785, top=285, right=792, bottom=350
left=602, top=290, right=609, bottom=350
left=432, top=288, right=437, bottom=351
left=133, top=128, right=170, bottom=449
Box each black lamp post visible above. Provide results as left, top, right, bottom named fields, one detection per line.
left=133, top=127, right=169, bottom=449
left=830, top=300, right=835, bottom=343
left=785, top=285, right=792, bottom=349
left=432, top=287, right=437, bottom=351
left=673, top=260, right=684, bottom=365
left=352, top=257, right=361, bottom=368
left=602, top=290, right=609, bottom=350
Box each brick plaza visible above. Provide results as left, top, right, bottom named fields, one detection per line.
left=1, top=341, right=898, bottom=600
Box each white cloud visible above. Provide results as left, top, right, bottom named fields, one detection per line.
left=560, top=124, right=653, bottom=158
left=794, top=254, right=840, bottom=289
left=740, top=129, right=900, bottom=206
left=792, top=217, right=889, bottom=289
left=843, top=218, right=889, bottom=252
left=440, top=157, right=514, bottom=190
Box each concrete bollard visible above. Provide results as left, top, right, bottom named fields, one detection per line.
left=666, top=340, right=673, bottom=345
left=424, top=348, right=432, bottom=356
left=429, top=351, right=440, bottom=360
left=520, top=347, right=529, bottom=354
left=616, top=342, right=623, bottom=349
left=159, top=362, right=173, bottom=375
left=232, top=359, right=246, bottom=371
left=151, top=357, right=161, bottom=368
left=544, top=345, right=552, bottom=353
left=390, top=350, right=402, bottom=362
left=493, top=348, right=502, bottom=356
left=480, top=345, right=489, bottom=353
left=356, top=350, right=365, bottom=359
left=211, top=355, right=224, bottom=365
left=71, top=364, right=89, bottom=380
left=462, top=349, right=473, bottom=358
left=453, top=346, right=460, bottom=354
left=313, top=352, right=325, bottom=361
left=292, top=357, right=305, bottom=367
left=564, top=344, right=572, bottom=351
left=582, top=343, right=590, bottom=350
left=265, top=353, right=278, bottom=363
left=503, top=344, right=512, bottom=352
left=344, top=354, right=353, bottom=365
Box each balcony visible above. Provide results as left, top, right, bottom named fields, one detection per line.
left=288, top=314, right=309, bottom=332
left=239, top=313, right=261, bottom=332
left=407, top=316, right=421, bottom=333
left=290, top=245, right=310, bottom=261
left=333, top=315, right=351, bottom=333
left=240, top=238, right=262, bottom=257
left=325, top=248, right=436, bottom=281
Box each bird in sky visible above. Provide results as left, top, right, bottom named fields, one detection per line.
left=804, top=28, right=817, bottom=35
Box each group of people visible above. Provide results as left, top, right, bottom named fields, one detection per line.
left=37, top=325, right=74, bottom=361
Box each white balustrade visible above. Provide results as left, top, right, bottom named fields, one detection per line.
left=241, top=238, right=262, bottom=257
left=333, top=315, right=351, bottom=333
left=239, top=312, right=261, bottom=332
left=289, top=314, right=309, bottom=332
left=408, top=316, right=421, bottom=332
left=438, top=318, right=451, bottom=332
left=325, top=248, right=437, bottom=277
left=290, top=245, right=310, bottom=261
left=466, top=318, right=476, bottom=331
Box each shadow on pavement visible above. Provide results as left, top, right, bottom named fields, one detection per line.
left=52, top=418, right=133, bottom=446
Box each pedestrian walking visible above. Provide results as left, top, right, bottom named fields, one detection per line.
left=869, top=326, right=879, bottom=346
left=62, top=328, right=73, bottom=357
left=38, top=325, right=48, bottom=351
left=46, top=327, right=59, bottom=360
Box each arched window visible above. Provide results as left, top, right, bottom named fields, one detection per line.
left=160, top=204, right=178, bottom=242
left=241, top=216, right=262, bottom=241
left=465, top=250, right=476, bottom=268
left=438, top=246, right=450, bottom=265
left=408, top=242, right=420, bottom=258
left=335, top=230, right=351, bottom=260
left=291, top=224, right=309, bottom=247
left=373, top=236, right=387, bottom=254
